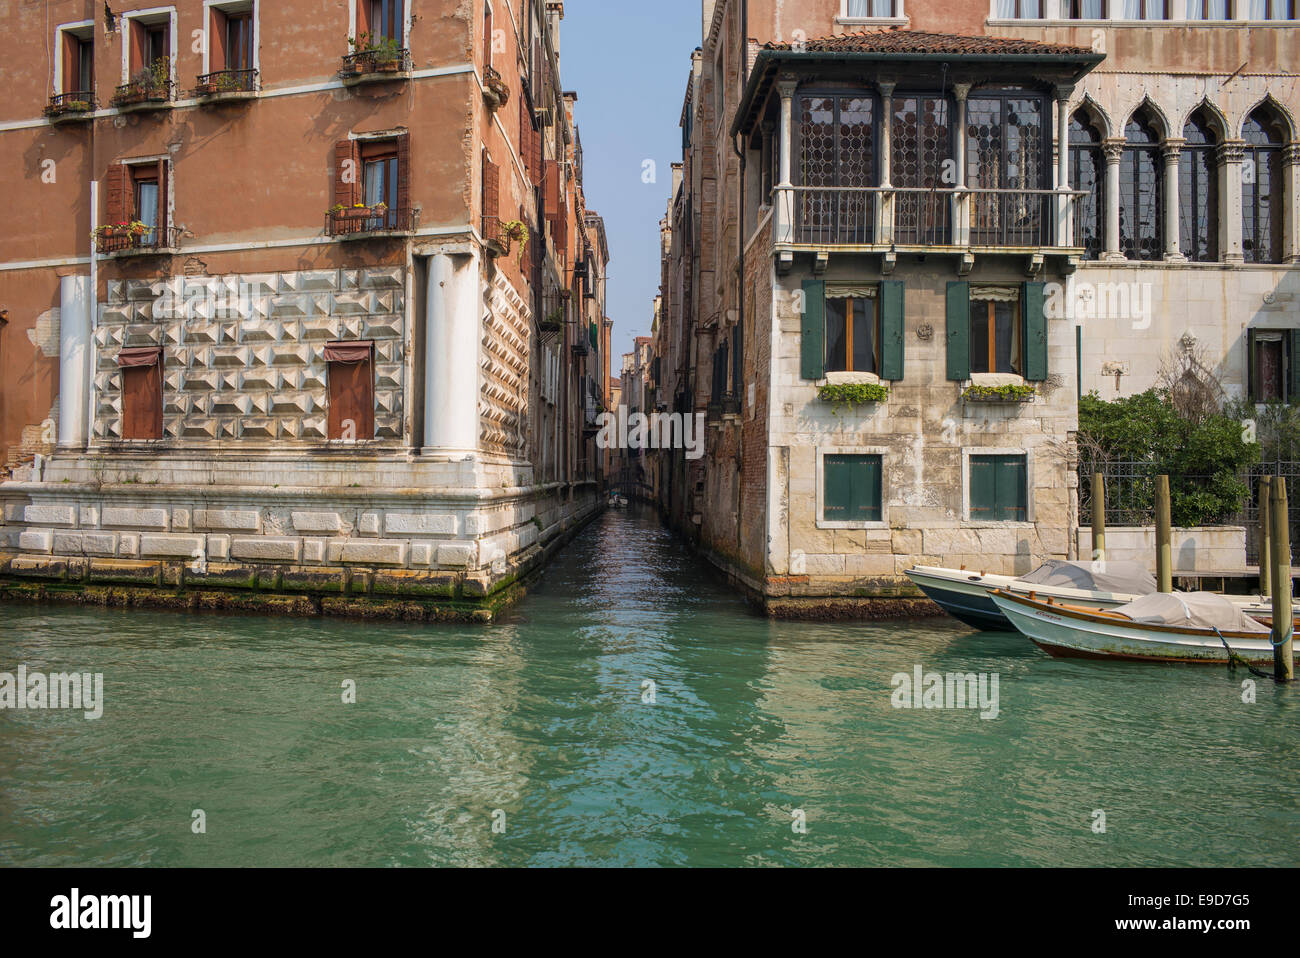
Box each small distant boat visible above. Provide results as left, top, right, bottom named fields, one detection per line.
left=905, top=560, right=1161, bottom=631
left=990, top=589, right=1286, bottom=665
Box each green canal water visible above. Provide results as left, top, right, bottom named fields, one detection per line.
left=0, top=508, right=1296, bottom=867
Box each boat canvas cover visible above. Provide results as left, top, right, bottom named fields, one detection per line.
left=1111, top=592, right=1270, bottom=634
left=1016, top=560, right=1157, bottom=596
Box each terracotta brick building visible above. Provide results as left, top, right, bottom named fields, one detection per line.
left=0, top=0, right=610, bottom=619
left=652, top=0, right=1299, bottom=616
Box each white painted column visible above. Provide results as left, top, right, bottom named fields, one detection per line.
left=1163, top=138, right=1185, bottom=261
left=1218, top=140, right=1245, bottom=263
left=1103, top=138, right=1125, bottom=260
left=1055, top=90, right=1073, bottom=248
left=423, top=251, right=482, bottom=454
left=878, top=80, right=894, bottom=245
left=57, top=275, right=91, bottom=451
left=775, top=77, right=797, bottom=245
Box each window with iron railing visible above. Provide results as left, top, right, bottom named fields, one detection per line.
left=797, top=92, right=876, bottom=244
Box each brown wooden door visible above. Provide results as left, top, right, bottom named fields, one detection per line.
left=122, top=364, right=163, bottom=439
left=328, top=358, right=374, bottom=440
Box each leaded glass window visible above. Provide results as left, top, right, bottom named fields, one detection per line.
left=1179, top=111, right=1219, bottom=262
left=1069, top=114, right=1105, bottom=259
left=893, top=94, right=951, bottom=244
left=1243, top=107, right=1286, bottom=264
left=1120, top=111, right=1163, bottom=261
left=797, top=93, right=876, bottom=243
left=967, top=92, right=1047, bottom=246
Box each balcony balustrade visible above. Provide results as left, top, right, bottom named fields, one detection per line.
left=44, top=92, right=97, bottom=121
left=778, top=185, right=1086, bottom=252
left=95, top=225, right=181, bottom=256
left=194, top=69, right=259, bottom=99
left=326, top=206, right=417, bottom=238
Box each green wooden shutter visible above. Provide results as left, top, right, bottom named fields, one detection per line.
left=801, top=279, right=825, bottom=381
left=969, top=456, right=993, bottom=519
left=824, top=455, right=851, bottom=520
left=879, top=281, right=905, bottom=382
left=946, top=282, right=970, bottom=381
left=1022, top=282, right=1048, bottom=382
left=996, top=456, right=1028, bottom=521
left=1290, top=329, right=1300, bottom=402
left=858, top=456, right=883, bottom=522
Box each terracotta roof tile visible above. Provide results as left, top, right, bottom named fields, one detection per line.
left=764, top=29, right=1096, bottom=57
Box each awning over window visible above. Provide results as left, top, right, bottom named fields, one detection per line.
left=323, top=341, right=374, bottom=364
left=116, top=347, right=163, bottom=368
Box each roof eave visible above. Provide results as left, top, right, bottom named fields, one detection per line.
left=730, top=48, right=1106, bottom=138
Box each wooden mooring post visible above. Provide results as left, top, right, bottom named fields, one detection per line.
left=1259, top=476, right=1272, bottom=599
left=1155, top=475, right=1173, bottom=593
left=1269, top=477, right=1294, bottom=683
left=1091, top=472, right=1107, bottom=564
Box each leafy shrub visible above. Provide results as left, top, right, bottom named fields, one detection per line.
left=1079, top=390, right=1257, bottom=527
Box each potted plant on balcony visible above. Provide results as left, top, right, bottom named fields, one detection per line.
left=539, top=309, right=563, bottom=333
left=114, top=57, right=171, bottom=106
left=344, top=33, right=405, bottom=76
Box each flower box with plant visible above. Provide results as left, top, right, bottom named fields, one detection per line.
left=962, top=384, right=1036, bottom=403
left=818, top=382, right=890, bottom=408
left=93, top=222, right=150, bottom=241
left=539, top=309, right=563, bottom=333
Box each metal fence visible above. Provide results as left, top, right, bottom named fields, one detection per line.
left=1079, top=458, right=1300, bottom=564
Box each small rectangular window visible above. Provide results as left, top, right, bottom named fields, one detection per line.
left=970, top=455, right=1027, bottom=522
left=825, top=294, right=880, bottom=374
left=1250, top=331, right=1288, bottom=403
left=326, top=341, right=375, bottom=440
left=824, top=454, right=883, bottom=523
left=970, top=298, right=1022, bottom=376
left=118, top=348, right=164, bottom=440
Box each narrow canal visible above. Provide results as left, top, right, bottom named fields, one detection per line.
left=1, top=507, right=1296, bottom=867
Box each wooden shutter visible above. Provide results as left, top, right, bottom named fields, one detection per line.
left=105, top=165, right=130, bottom=225
left=946, top=282, right=970, bottom=381
left=1022, top=281, right=1048, bottom=382
left=970, top=456, right=993, bottom=520
left=483, top=153, right=500, bottom=232
left=210, top=7, right=228, bottom=71
left=824, top=455, right=852, bottom=521
left=156, top=158, right=169, bottom=232
left=396, top=133, right=411, bottom=216
left=62, top=32, right=79, bottom=93
left=997, top=456, right=1028, bottom=521
left=334, top=140, right=360, bottom=207
left=879, top=280, right=905, bottom=382
left=801, top=279, right=825, bottom=381
left=544, top=160, right=560, bottom=220
left=327, top=351, right=375, bottom=441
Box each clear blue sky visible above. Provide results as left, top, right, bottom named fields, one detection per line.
left=559, top=0, right=702, bottom=377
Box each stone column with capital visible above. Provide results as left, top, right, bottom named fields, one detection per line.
left=1217, top=140, right=1246, bottom=264
left=1162, top=138, right=1185, bottom=262
left=877, top=80, right=895, bottom=245
left=775, top=77, right=798, bottom=245
left=1055, top=88, right=1074, bottom=248
left=952, top=83, right=970, bottom=246
left=1102, top=138, right=1125, bottom=260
